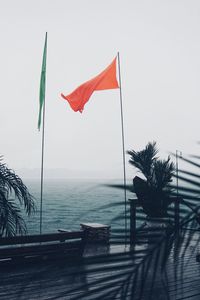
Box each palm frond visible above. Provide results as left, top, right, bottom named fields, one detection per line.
left=153, top=157, right=175, bottom=190
left=0, top=161, right=35, bottom=215
left=127, top=141, right=158, bottom=181
left=0, top=157, right=35, bottom=236
left=0, top=193, right=27, bottom=236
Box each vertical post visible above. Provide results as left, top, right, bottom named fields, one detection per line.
left=117, top=52, right=127, bottom=242
left=40, top=96, right=46, bottom=235
left=129, top=199, right=138, bottom=245
left=175, top=197, right=180, bottom=230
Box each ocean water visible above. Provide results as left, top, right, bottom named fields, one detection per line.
left=23, top=179, right=133, bottom=235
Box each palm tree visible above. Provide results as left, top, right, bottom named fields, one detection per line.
left=0, top=157, right=35, bottom=237
left=127, top=142, right=175, bottom=218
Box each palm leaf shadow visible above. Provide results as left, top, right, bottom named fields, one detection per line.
left=63, top=152, right=200, bottom=299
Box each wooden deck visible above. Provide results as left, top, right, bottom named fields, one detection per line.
left=1, top=230, right=200, bottom=299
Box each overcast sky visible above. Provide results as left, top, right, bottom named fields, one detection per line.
left=0, top=0, right=200, bottom=180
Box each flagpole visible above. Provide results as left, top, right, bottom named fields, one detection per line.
left=117, top=52, right=127, bottom=242
left=39, top=94, right=46, bottom=235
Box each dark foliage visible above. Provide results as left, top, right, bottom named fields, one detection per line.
left=127, top=142, right=175, bottom=218
left=0, top=157, right=35, bottom=236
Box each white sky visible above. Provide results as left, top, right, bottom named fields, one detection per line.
left=0, top=0, right=200, bottom=179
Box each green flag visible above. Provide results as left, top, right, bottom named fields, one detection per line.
left=38, top=32, right=47, bottom=130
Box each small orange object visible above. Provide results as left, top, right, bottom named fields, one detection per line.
left=61, top=57, right=119, bottom=112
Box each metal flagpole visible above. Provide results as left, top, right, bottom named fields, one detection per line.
left=39, top=94, right=46, bottom=235
left=117, top=52, right=127, bottom=242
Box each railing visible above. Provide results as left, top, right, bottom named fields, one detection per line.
left=129, top=197, right=181, bottom=245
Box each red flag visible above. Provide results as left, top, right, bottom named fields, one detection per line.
left=61, top=57, right=119, bottom=112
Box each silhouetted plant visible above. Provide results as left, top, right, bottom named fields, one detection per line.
left=0, top=157, right=35, bottom=236
left=127, top=141, right=175, bottom=218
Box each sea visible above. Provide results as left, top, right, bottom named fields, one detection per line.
left=23, top=179, right=133, bottom=235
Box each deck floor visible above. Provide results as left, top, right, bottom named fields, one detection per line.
left=1, top=231, right=200, bottom=299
